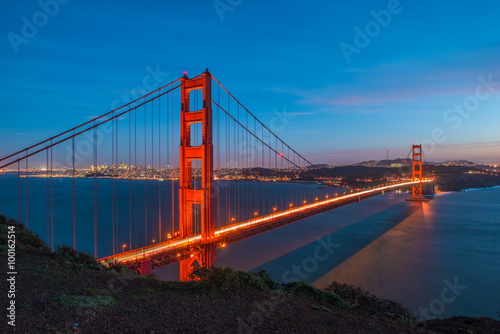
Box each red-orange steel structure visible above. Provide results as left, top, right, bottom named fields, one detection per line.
left=178, top=70, right=216, bottom=280
left=179, top=70, right=215, bottom=241
left=411, top=144, right=423, bottom=200
left=180, top=244, right=216, bottom=281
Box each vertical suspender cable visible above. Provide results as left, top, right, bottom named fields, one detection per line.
left=50, top=143, right=54, bottom=252
left=166, top=89, right=170, bottom=236
left=246, top=118, right=249, bottom=216
left=46, top=150, right=49, bottom=246
left=134, top=109, right=138, bottom=249
left=255, top=119, right=257, bottom=216
left=281, top=142, right=284, bottom=210
left=129, top=106, right=132, bottom=249
left=72, top=131, right=76, bottom=249
left=237, top=104, right=239, bottom=221
left=116, top=114, right=119, bottom=252
left=171, top=88, right=174, bottom=236
left=274, top=132, right=277, bottom=209
left=262, top=124, right=264, bottom=214
left=216, top=83, right=220, bottom=228
left=93, top=125, right=97, bottom=257
left=144, top=102, right=147, bottom=246
left=227, top=93, right=230, bottom=224
left=112, top=117, right=115, bottom=254
left=245, top=112, right=248, bottom=218
left=50, top=140, right=54, bottom=251
left=25, top=152, right=29, bottom=228
left=158, top=91, right=162, bottom=243
left=151, top=100, right=154, bottom=241
left=17, top=161, right=20, bottom=223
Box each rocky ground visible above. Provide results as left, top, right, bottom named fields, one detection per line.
left=1, top=216, right=499, bottom=334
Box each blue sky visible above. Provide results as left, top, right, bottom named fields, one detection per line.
left=1, top=0, right=499, bottom=165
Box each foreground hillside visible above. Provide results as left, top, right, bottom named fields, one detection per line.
left=1, top=216, right=499, bottom=333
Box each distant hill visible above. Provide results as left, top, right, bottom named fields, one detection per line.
left=307, top=163, right=329, bottom=169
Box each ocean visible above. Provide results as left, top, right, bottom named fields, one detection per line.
left=1, top=174, right=499, bottom=320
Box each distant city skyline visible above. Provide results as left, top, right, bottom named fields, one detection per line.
left=1, top=1, right=499, bottom=165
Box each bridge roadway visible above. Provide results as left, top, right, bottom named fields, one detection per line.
left=99, top=179, right=434, bottom=271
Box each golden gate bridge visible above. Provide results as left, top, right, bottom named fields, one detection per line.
left=0, top=70, right=434, bottom=280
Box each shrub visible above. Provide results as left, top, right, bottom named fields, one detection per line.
left=79, top=251, right=99, bottom=266
left=0, top=224, right=8, bottom=245
left=103, top=258, right=129, bottom=274
left=18, top=228, right=46, bottom=248
left=284, top=281, right=349, bottom=309
left=324, top=281, right=414, bottom=321
left=189, top=267, right=277, bottom=293
left=190, top=266, right=241, bottom=293
left=55, top=244, right=78, bottom=262
left=6, top=218, right=24, bottom=230
left=253, top=269, right=279, bottom=290
left=55, top=244, right=104, bottom=271
left=0, top=216, right=48, bottom=249
left=189, top=266, right=211, bottom=281
left=189, top=267, right=349, bottom=312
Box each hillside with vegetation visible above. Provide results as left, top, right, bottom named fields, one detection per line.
left=1, top=215, right=499, bottom=333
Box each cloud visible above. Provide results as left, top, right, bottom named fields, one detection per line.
left=269, top=55, right=500, bottom=112
left=298, top=83, right=499, bottom=108
left=294, top=105, right=390, bottom=115
left=434, top=141, right=500, bottom=150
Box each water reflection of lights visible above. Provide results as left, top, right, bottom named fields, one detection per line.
left=313, top=198, right=434, bottom=293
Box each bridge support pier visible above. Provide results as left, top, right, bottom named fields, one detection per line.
left=179, top=244, right=216, bottom=282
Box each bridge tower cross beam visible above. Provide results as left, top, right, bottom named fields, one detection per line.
left=179, top=70, right=215, bottom=243
left=411, top=144, right=423, bottom=200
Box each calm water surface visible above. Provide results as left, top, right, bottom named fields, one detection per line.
left=210, top=187, right=500, bottom=320
left=1, top=174, right=498, bottom=319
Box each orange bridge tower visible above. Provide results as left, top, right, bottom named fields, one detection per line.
left=178, top=70, right=216, bottom=281
left=179, top=70, right=215, bottom=242
left=406, top=144, right=433, bottom=202
left=411, top=144, right=422, bottom=200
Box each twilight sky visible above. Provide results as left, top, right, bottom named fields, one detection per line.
left=1, top=0, right=499, bottom=165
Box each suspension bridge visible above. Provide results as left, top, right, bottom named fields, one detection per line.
left=0, top=70, right=434, bottom=280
